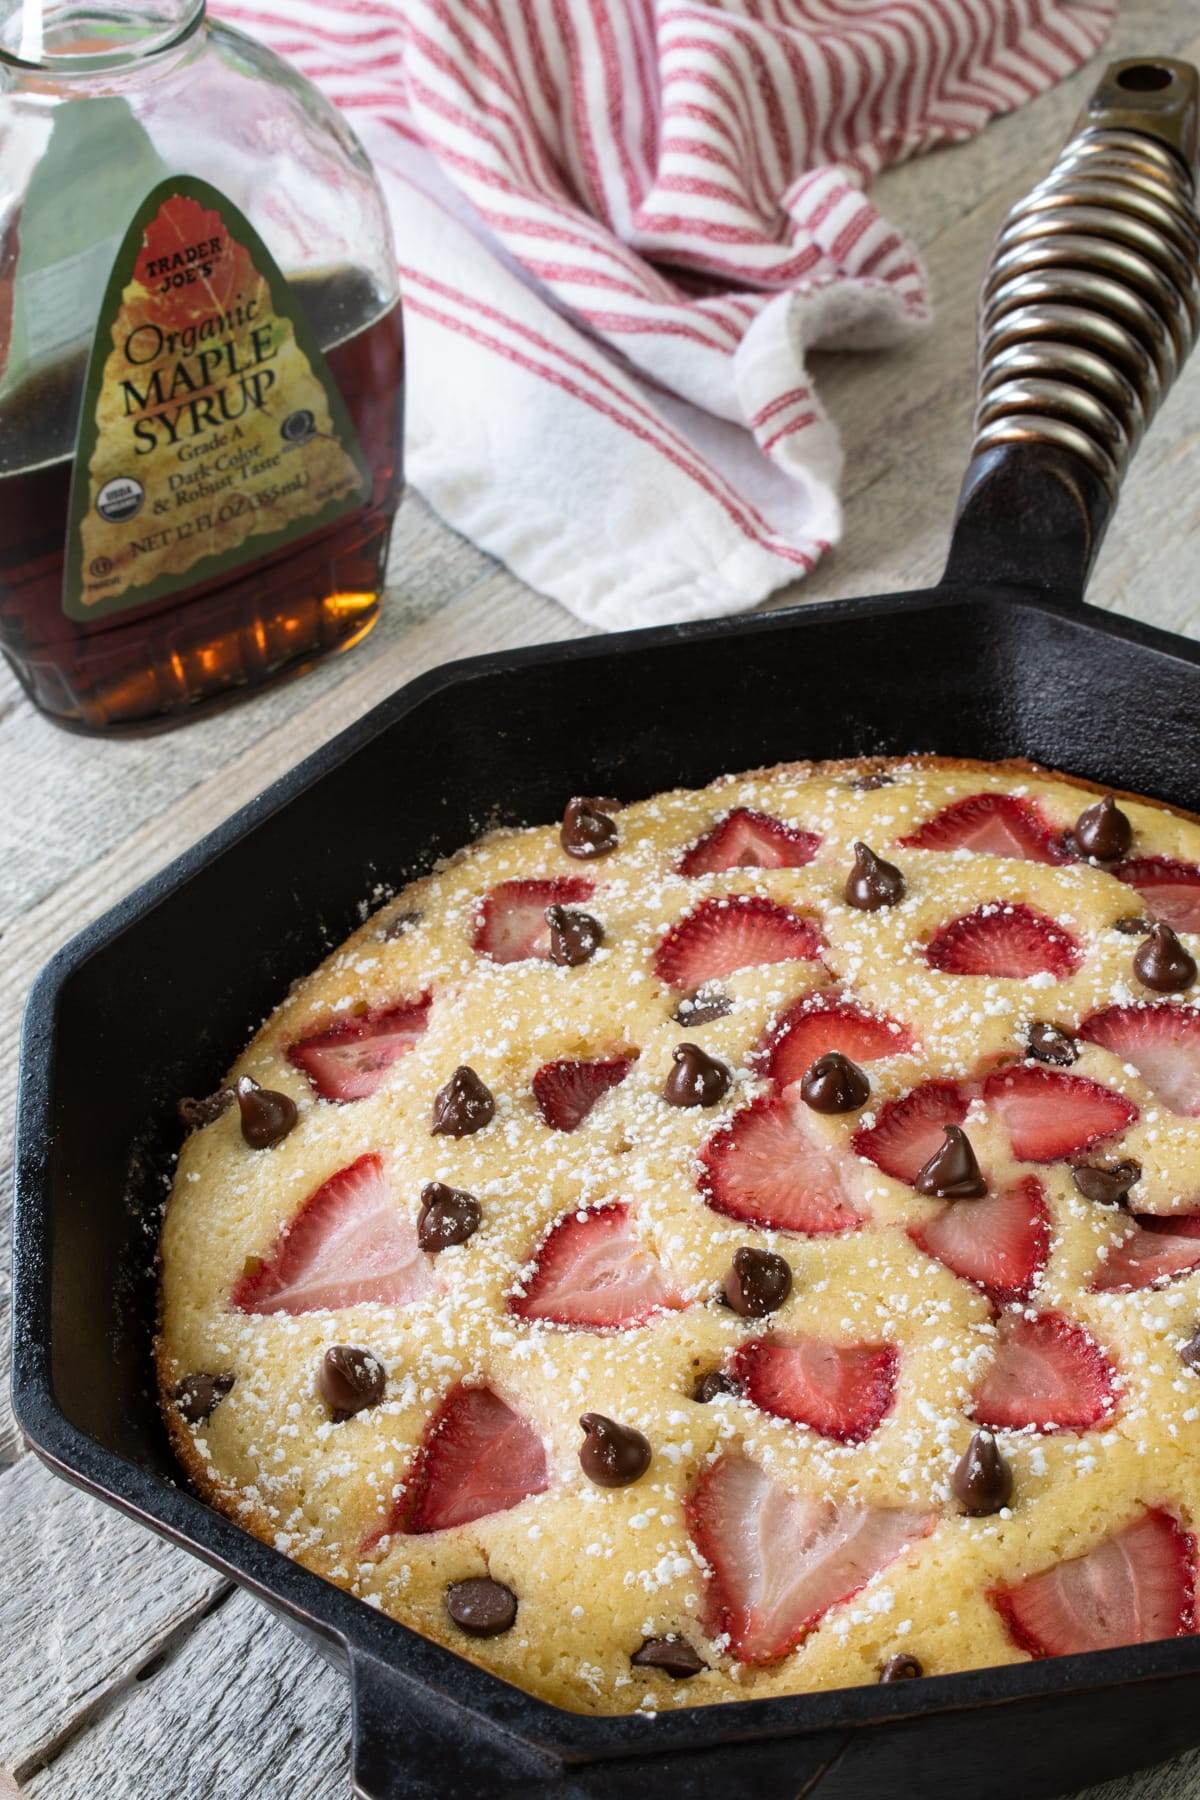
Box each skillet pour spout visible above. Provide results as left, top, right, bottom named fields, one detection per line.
left=12, top=55, right=1200, bottom=1800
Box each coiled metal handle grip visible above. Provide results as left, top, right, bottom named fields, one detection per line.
left=947, top=58, right=1200, bottom=596
left=974, top=58, right=1200, bottom=498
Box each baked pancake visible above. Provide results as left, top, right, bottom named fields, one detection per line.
left=158, top=757, right=1200, bottom=1714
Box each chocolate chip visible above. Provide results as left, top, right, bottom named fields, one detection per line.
left=319, top=1345, right=386, bottom=1420
left=1180, top=1329, right=1200, bottom=1373
left=692, top=1368, right=740, bottom=1402
left=1027, top=1021, right=1077, bottom=1067
left=850, top=770, right=894, bottom=791
left=173, top=1372, right=234, bottom=1424
left=915, top=1126, right=987, bottom=1200
left=418, top=1180, right=481, bottom=1250
left=235, top=1076, right=298, bottom=1150
left=1134, top=922, right=1197, bottom=993
left=545, top=903, right=604, bottom=966
left=1071, top=1159, right=1141, bottom=1207
left=663, top=1042, right=731, bottom=1108
left=952, top=1430, right=1014, bottom=1515
left=381, top=909, right=422, bottom=941
left=445, top=1577, right=518, bottom=1637
left=799, top=1051, right=870, bottom=1114
left=1074, top=794, right=1133, bottom=862
left=1114, top=915, right=1151, bottom=936
left=432, top=1065, right=495, bottom=1136
left=879, top=1654, right=924, bottom=1682
left=579, top=1413, right=652, bottom=1487
left=723, top=1246, right=792, bottom=1318
left=561, top=796, right=619, bottom=860
left=673, top=988, right=733, bottom=1027
left=844, top=841, right=905, bottom=910
left=631, top=1636, right=706, bottom=1678
left=177, top=1087, right=233, bottom=1131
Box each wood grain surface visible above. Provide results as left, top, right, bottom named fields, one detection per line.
left=4, top=10, right=1200, bottom=1794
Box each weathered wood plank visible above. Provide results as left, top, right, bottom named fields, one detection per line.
left=22, top=1590, right=350, bottom=1800
left=0, top=1456, right=228, bottom=1782
left=1073, top=1749, right=1200, bottom=1800
left=0, top=1295, right=19, bottom=1468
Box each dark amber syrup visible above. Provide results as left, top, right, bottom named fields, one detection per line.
left=0, top=270, right=403, bottom=731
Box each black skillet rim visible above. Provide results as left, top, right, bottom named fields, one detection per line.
left=13, top=575, right=1200, bottom=1765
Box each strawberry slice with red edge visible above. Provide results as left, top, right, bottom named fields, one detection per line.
left=1112, top=856, right=1200, bottom=935
left=758, top=994, right=914, bottom=1088
left=971, top=1310, right=1119, bottom=1432
left=677, top=808, right=821, bottom=876
left=909, top=1175, right=1050, bottom=1305
left=700, top=1095, right=862, bottom=1234
left=898, top=792, right=1067, bottom=863
left=473, top=877, right=595, bottom=963
left=287, top=995, right=432, bottom=1102
left=532, top=1053, right=636, bottom=1131
left=509, top=1201, right=685, bottom=1328
left=925, top=904, right=1081, bottom=979
left=982, top=1064, right=1136, bottom=1162
left=1080, top=1004, right=1200, bottom=1116
left=1091, top=1213, right=1200, bottom=1293
left=396, top=1383, right=549, bottom=1536
left=989, top=1508, right=1196, bottom=1658
left=852, top=1080, right=969, bottom=1186
left=686, top=1453, right=936, bottom=1663
left=653, top=895, right=823, bottom=991
left=734, top=1335, right=898, bottom=1442
left=231, top=1152, right=435, bottom=1314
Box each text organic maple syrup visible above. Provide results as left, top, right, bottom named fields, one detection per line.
left=0, top=1, right=405, bottom=731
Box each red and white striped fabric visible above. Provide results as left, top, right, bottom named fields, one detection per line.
left=215, top=0, right=1114, bottom=629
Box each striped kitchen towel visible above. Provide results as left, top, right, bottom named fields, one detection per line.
left=214, top=0, right=1114, bottom=630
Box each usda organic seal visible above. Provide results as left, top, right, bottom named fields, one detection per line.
left=95, top=475, right=145, bottom=523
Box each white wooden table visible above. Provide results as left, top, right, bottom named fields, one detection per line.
left=5, top=11, right=1200, bottom=1794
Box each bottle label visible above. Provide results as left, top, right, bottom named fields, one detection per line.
left=63, top=175, right=371, bottom=623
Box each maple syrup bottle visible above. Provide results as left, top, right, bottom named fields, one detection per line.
left=0, top=0, right=404, bottom=731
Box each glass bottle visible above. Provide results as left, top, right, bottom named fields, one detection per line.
left=0, top=0, right=404, bottom=731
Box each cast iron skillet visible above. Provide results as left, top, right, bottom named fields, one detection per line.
left=12, top=57, right=1200, bottom=1800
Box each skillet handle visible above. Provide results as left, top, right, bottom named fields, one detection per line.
left=942, top=57, right=1200, bottom=598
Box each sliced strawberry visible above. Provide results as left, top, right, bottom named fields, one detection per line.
left=909, top=1175, right=1050, bottom=1305
left=653, top=895, right=823, bottom=991
left=1091, top=1213, right=1200, bottom=1293
left=532, top=1053, right=635, bottom=1131
left=990, top=1508, right=1196, bottom=1658
left=400, top=1384, right=549, bottom=1535
left=700, top=1095, right=862, bottom=1234
left=1113, top=857, right=1200, bottom=935
left=677, top=808, right=821, bottom=876
left=925, top=904, right=1081, bottom=980
left=473, top=877, right=595, bottom=963
left=734, top=1335, right=898, bottom=1442
left=287, top=995, right=432, bottom=1103
left=1080, top=1004, right=1200, bottom=1116
left=759, top=994, right=914, bottom=1088
left=852, top=1081, right=969, bottom=1186
left=982, top=1065, right=1136, bottom=1162
left=898, top=792, right=1066, bottom=863
left=509, top=1202, right=685, bottom=1328
left=686, top=1454, right=935, bottom=1663
left=231, top=1152, right=434, bottom=1314
left=972, top=1310, right=1119, bottom=1432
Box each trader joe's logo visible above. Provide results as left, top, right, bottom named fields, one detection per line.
left=63, top=176, right=370, bottom=622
